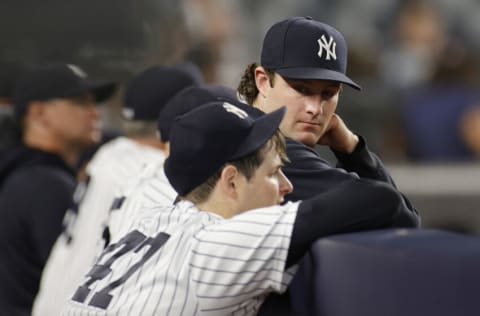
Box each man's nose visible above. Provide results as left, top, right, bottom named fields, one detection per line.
left=305, top=95, right=323, bottom=116
left=279, top=170, right=293, bottom=195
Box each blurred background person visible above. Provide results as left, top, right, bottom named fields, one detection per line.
left=378, top=0, right=448, bottom=93
left=0, top=63, right=116, bottom=316
left=106, top=83, right=239, bottom=242
left=32, top=62, right=202, bottom=316
left=398, top=41, right=480, bottom=162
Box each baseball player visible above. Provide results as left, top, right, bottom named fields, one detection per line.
left=237, top=16, right=419, bottom=211
left=0, top=63, right=116, bottom=316
left=237, top=16, right=421, bottom=314
left=107, top=84, right=239, bottom=241
left=62, top=99, right=417, bottom=315
left=237, top=16, right=420, bottom=314
left=33, top=63, right=202, bottom=316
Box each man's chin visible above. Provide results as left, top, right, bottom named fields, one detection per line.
left=76, top=134, right=101, bottom=149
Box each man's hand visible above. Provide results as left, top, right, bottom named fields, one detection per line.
left=317, top=114, right=359, bottom=153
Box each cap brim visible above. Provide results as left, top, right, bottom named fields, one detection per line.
left=232, top=106, right=286, bottom=159
left=85, top=81, right=117, bottom=103
left=64, top=80, right=117, bottom=103
left=275, top=67, right=361, bottom=90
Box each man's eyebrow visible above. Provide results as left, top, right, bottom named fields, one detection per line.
left=286, top=78, right=341, bottom=88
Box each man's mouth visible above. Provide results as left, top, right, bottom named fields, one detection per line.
left=299, top=120, right=322, bottom=127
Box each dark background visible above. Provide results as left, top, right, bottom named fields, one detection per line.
left=0, top=0, right=186, bottom=82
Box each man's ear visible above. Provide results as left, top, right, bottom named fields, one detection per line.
left=254, top=66, right=272, bottom=98
left=219, top=164, right=241, bottom=200
left=24, top=100, right=49, bottom=126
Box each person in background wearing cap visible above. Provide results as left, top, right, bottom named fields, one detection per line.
left=237, top=16, right=420, bottom=314
left=106, top=83, right=240, bottom=242
left=31, top=63, right=202, bottom=316
left=63, top=99, right=417, bottom=315
left=0, top=62, right=116, bottom=316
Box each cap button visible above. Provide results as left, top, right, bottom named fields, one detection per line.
left=304, top=16, right=313, bottom=20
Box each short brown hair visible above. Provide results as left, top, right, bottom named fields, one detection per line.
left=237, top=63, right=276, bottom=105
left=184, top=130, right=288, bottom=204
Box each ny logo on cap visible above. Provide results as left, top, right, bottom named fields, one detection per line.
left=317, top=35, right=337, bottom=61
left=67, top=64, right=88, bottom=78
left=223, top=102, right=248, bottom=119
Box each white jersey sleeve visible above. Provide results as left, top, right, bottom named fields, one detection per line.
left=33, top=137, right=167, bottom=316
left=190, top=205, right=299, bottom=314
left=62, top=200, right=298, bottom=316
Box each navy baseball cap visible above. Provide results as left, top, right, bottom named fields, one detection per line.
left=12, top=63, right=117, bottom=118
left=261, top=16, right=361, bottom=90
left=164, top=100, right=285, bottom=196
left=123, top=62, right=203, bottom=121
left=157, top=84, right=240, bottom=142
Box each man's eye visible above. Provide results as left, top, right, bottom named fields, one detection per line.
left=271, top=168, right=282, bottom=177
left=295, top=86, right=310, bottom=95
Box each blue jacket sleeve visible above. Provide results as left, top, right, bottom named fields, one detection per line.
left=283, top=137, right=420, bottom=227
left=287, top=179, right=407, bottom=267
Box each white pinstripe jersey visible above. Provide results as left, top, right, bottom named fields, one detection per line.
left=62, top=200, right=299, bottom=316
left=33, top=137, right=168, bottom=316
left=107, top=158, right=177, bottom=242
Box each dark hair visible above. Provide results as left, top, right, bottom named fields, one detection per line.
left=185, top=130, right=288, bottom=204
left=237, top=63, right=276, bottom=105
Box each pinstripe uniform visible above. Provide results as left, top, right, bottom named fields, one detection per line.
left=33, top=137, right=168, bottom=316
left=108, top=158, right=177, bottom=242
left=63, top=200, right=298, bottom=316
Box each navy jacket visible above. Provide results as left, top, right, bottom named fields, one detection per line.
left=0, top=145, right=75, bottom=316
left=284, top=137, right=419, bottom=226
left=259, top=137, right=420, bottom=316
